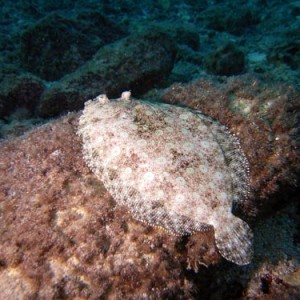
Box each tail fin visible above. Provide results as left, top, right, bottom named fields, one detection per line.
left=214, top=217, right=253, bottom=265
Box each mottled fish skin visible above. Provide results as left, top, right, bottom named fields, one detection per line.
left=78, top=93, right=253, bottom=265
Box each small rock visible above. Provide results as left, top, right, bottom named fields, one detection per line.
left=204, top=43, right=245, bottom=76
left=38, top=30, right=176, bottom=117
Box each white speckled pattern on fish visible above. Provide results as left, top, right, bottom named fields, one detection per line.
left=77, top=92, right=253, bottom=265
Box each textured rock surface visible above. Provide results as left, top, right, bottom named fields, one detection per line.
left=0, top=114, right=220, bottom=299
left=0, top=74, right=45, bottom=118
left=78, top=93, right=252, bottom=265
left=19, top=11, right=125, bottom=81
left=204, top=43, right=245, bottom=76
left=38, top=30, right=176, bottom=118
left=0, top=103, right=299, bottom=299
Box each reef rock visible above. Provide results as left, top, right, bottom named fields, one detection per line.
left=19, top=11, right=125, bottom=81
left=0, top=73, right=45, bottom=118
left=38, top=30, right=176, bottom=118
left=0, top=76, right=299, bottom=299
left=0, top=112, right=220, bottom=299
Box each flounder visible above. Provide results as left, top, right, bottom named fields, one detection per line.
left=78, top=92, right=253, bottom=265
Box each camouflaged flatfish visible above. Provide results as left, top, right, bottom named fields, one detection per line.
left=78, top=92, right=253, bottom=265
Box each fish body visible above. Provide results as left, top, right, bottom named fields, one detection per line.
left=78, top=92, right=253, bottom=265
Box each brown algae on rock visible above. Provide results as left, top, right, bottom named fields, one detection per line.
left=77, top=92, right=253, bottom=265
